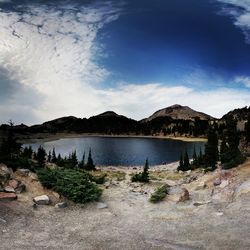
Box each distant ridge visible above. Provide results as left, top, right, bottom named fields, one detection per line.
left=143, top=104, right=213, bottom=122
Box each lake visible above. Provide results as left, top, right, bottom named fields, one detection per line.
left=24, top=136, right=206, bottom=166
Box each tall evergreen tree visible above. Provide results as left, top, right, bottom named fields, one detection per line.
left=51, top=147, right=57, bottom=163
left=177, top=152, right=184, bottom=171
left=37, top=146, right=46, bottom=167
left=48, top=150, right=52, bottom=162
left=183, top=149, right=190, bottom=171
left=85, top=148, right=96, bottom=171
left=141, top=158, right=150, bottom=182
left=220, top=134, right=228, bottom=164
left=78, top=152, right=85, bottom=169
left=204, top=128, right=218, bottom=170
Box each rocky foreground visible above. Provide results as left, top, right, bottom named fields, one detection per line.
left=0, top=160, right=250, bottom=250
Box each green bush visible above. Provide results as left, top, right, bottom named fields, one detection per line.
left=222, top=154, right=246, bottom=169
left=149, top=184, right=169, bottom=203
left=37, top=168, right=102, bottom=203
left=131, top=159, right=150, bottom=183
left=90, top=173, right=106, bottom=184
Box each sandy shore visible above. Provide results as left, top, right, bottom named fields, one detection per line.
left=19, top=132, right=207, bottom=144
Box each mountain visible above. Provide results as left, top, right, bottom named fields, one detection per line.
left=143, top=104, right=213, bottom=122
left=222, top=106, right=250, bottom=121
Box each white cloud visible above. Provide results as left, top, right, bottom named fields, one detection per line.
left=217, top=0, right=250, bottom=43
left=235, top=76, right=250, bottom=87
left=0, top=1, right=249, bottom=125
left=97, top=83, right=250, bottom=120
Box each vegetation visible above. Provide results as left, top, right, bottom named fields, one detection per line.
left=246, top=113, right=250, bottom=143
left=149, top=184, right=169, bottom=203
left=37, top=168, right=102, bottom=203
left=220, top=116, right=246, bottom=169
left=131, top=159, right=150, bottom=182
left=204, top=128, right=219, bottom=171
left=177, top=150, right=191, bottom=171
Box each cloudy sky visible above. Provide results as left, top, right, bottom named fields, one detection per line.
left=0, top=0, right=250, bottom=124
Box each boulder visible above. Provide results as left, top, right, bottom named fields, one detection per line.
left=6, top=179, right=26, bottom=193
left=4, top=186, right=15, bottom=193
left=16, top=168, right=30, bottom=177
left=178, top=188, right=190, bottom=202
left=55, top=202, right=68, bottom=209
left=33, top=195, right=50, bottom=205
left=0, top=192, right=17, bottom=201
left=0, top=164, right=12, bottom=184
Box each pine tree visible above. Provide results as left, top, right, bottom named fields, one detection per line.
left=37, top=146, right=46, bottom=167
left=183, top=150, right=190, bottom=171
left=204, top=128, right=218, bottom=170
left=85, top=148, right=96, bottom=171
left=48, top=150, right=52, bottom=162
left=141, top=158, right=150, bottom=182
left=78, top=152, right=85, bottom=169
left=177, top=152, right=184, bottom=171
left=198, top=147, right=204, bottom=166
left=52, top=147, right=57, bottom=163
left=220, top=134, right=228, bottom=164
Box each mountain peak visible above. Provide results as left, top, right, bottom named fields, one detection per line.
left=96, top=111, right=120, bottom=117
left=144, top=104, right=213, bottom=122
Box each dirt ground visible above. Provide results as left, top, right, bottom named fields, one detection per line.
left=0, top=161, right=250, bottom=250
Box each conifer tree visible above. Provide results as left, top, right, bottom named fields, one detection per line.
left=85, top=148, right=96, bottom=171
left=245, top=113, right=250, bottom=143
left=204, top=128, right=218, bottom=170
left=177, top=152, right=184, bottom=171
left=141, top=158, right=150, bottom=182
left=183, top=150, right=190, bottom=171
left=37, top=146, right=46, bottom=167
left=52, top=147, right=57, bottom=163
left=78, top=152, right=85, bottom=169
left=48, top=150, right=52, bottom=162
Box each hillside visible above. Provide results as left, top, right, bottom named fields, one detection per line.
left=143, top=104, right=213, bottom=122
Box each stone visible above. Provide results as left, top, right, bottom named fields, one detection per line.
left=15, top=182, right=26, bottom=193
left=193, top=200, right=211, bottom=206
left=96, top=202, right=108, bottom=209
left=215, top=212, right=224, bottom=216
left=195, top=181, right=207, bottom=190
left=219, top=180, right=229, bottom=189
left=33, top=195, right=50, bottom=205
left=0, top=192, right=17, bottom=201
left=213, top=179, right=221, bottom=186
left=0, top=218, right=7, bottom=224
left=178, top=188, right=190, bottom=202
left=235, top=180, right=250, bottom=198
left=0, top=164, right=12, bottom=184
left=16, top=168, right=30, bottom=177
left=4, top=186, right=15, bottom=193
left=55, top=202, right=68, bottom=208
left=7, top=179, right=19, bottom=189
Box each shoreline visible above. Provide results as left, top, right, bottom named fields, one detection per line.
left=19, top=133, right=207, bottom=144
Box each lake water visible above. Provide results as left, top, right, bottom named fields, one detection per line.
left=24, top=136, right=205, bottom=166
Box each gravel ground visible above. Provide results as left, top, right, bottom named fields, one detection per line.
left=0, top=162, right=250, bottom=250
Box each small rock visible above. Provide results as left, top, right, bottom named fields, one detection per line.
left=0, top=192, right=17, bottom=201
left=16, top=168, right=30, bottom=177
left=33, top=195, right=50, bottom=205
left=178, top=188, right=190, bottom=202
left=213, top=179, right=221, bottom=186
left=33, top=203, right=38, bottom=209
left=52, top=191, right=60, bottom=199
left=7, top=179, right=19, bottom=189
left=2, top=229, right=7, bottom=233
left=193, top=200, right=211, bottom=206
left=195, top=181, right=207, bottom=190
left=96, top=202, right=108, bottom=209
left=235, top=180, right=250, bottom=198
left=215, top=212, right=224, bottom=216
left=186, top=170, right=191, bottom=174
left=219, top=180, right=229, bottom=189
left=55, top=202, right=68, bottom=209
left=4, top=186, right=15, bottom=193
left=0, top=218, right=6, bottom=224
left=104, top=181, right=110, bottom=189
left=15, top=182, right=26, bottom=194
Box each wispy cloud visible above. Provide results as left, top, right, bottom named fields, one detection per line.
left=235, top=76, right=250, bottom=87
left=217, top=0, right=250, bottom=43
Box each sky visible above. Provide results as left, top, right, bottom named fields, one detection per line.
left=0, top=0, right=250, bottom=125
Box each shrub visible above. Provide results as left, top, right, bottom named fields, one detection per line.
left=149, top=184, right=169, bottom=203
left=37, top=168, right=102, bottom=203
left=131, top=159, right=150, bottom=183
left=90, top=173, right=106, bottom=184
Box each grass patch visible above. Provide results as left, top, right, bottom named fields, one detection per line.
left=93, top=170, right=126, bottom=181
left=150, top=171, right=182, bottom=181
